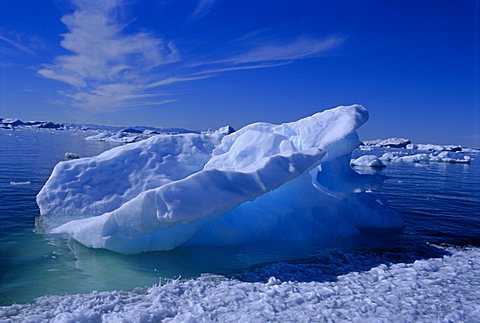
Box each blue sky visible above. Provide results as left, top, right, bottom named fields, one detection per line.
left=0, top=0, right=479, bottom=146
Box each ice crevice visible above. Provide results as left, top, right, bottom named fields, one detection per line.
left=37, top=105, right=404, bottom=254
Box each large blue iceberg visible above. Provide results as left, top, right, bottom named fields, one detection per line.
left=37, top=105, right=403, bottom=254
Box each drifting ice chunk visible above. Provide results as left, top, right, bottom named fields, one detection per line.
left=10, top=181, right=32, bottom=186
left=428, top=151, right=471, bottom=164
left=350, top=155, right=385, bottom=168
left=64, top=152, right=80, bottom=160
left=394, top=153, right=430, bottom=163
left=38, top=105, right=404, bottom=254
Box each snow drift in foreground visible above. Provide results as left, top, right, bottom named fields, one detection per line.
left=2, top=246, right=479, bottom=322
left=37, top=105, right=404, bottom=254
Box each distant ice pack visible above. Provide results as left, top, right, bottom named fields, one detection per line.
left=37, top=105, right=404, bottom=254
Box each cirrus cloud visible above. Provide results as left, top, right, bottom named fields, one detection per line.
left=38, top=0, right=344, bottom=111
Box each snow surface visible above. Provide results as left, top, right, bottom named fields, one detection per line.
left=2, top=246, right=479, bottom=322
left=37, top=105, right=404, bottom=254
left=350, top=155, right=386, bottom=168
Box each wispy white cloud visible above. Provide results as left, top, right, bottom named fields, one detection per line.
left=188, top=34, right=343, bottom=70
left=232, top=28, right=274, bottom=43
left=191, top=0, right=217, bottom=19
left=0, top=33, right=35, bottom=55
left=219, top=36, right=344, bottom=65
left=145, top=75, right=213, bottom=89
left=194, top=61, right=291, bottom=75
left=0, top=30, right=42, bottom=67
left=39, top=0, right=344, bottom=111
left=38, top=0, right=179, bottom=110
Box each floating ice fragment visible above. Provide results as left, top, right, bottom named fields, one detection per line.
left=350, top=155, right=385, bottom=168
left=64, top=152, right=80, bottom=160
left=10, top=181, right=32, bottom=185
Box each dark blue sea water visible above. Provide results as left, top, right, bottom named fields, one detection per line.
left=1, top=129, right=479, bottom=305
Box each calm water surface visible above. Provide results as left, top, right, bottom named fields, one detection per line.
left=1, top=129, right=479, bottom=305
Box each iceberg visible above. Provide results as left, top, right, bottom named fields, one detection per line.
left=37, top=105, right=404, bottom=254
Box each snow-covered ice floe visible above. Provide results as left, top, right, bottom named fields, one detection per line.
left=406, top=143, right=463, bottom=152
left=362, top=137, right=479, bottom=153
left=37, top=105, right=404, bottom=254
left=2, top=245, right=479, bottom=322
left=363, top=138, right=411, bottom=148
left=379, top=151, right=471, bottom=164
left=361, top=136, right=480, bottom=154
